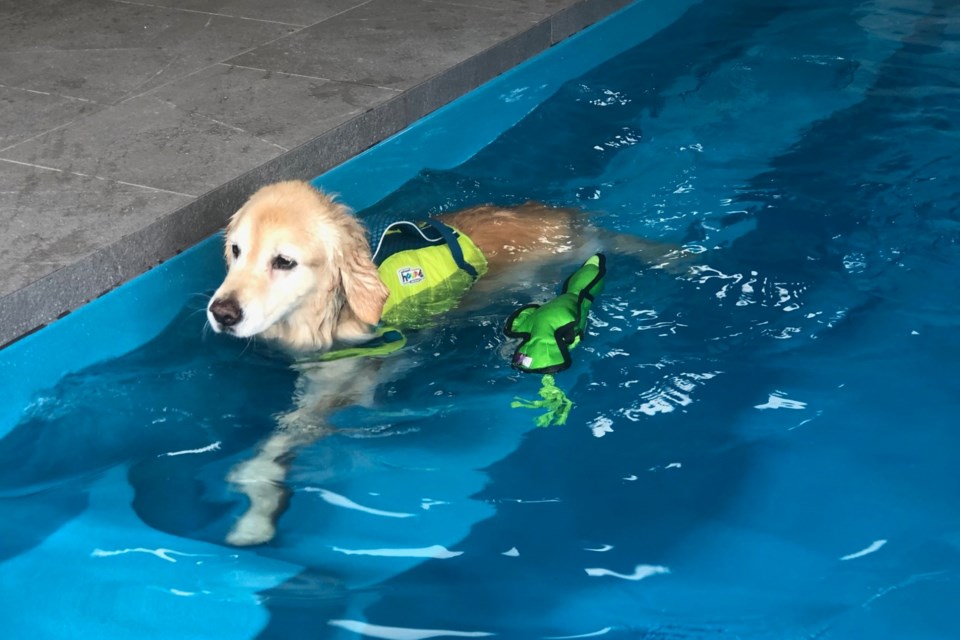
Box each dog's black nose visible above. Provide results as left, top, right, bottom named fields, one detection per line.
left=210, top=297, right=243, bottom=328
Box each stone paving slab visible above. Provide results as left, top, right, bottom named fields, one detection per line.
left=0, top=0, right=631, bottom=348
left=226, top=0, right=548, bottom=90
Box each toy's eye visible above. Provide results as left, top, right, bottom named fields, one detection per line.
left=272, top=255, right=297, bottom=271
left=231, top=244, right=240, bottom=259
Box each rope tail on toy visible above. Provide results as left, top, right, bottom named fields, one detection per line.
left=504, top=254, right=606, bottom=427
left=510, top=374, right=573, bottom=427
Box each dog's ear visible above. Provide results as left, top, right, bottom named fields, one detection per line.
left=339, top=227, right=389, bottom=326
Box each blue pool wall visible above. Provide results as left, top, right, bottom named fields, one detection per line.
left=0, top=0, right=699, bottom=436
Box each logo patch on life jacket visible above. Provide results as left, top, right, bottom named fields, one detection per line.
left=398, top=266, right=425, bottom=285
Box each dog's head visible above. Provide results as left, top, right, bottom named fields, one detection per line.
left=207, top=181, right=389, bottom=353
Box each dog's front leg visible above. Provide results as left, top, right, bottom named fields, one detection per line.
left=226, top=432, right=293, bottom=547
left=225, top=418, right=327, bottom=546
left=225, top=357, right=379, bottom=546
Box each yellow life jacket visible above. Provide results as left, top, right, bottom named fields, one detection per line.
left=373, top=219, right=488, bottom=329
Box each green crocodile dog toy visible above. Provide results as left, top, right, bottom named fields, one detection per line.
left=503, top=254, right=606, bottom=427
left=504, top=253, right=606, bottom=374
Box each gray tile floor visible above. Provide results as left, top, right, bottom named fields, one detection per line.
left=0, top=0, right=629, bottom=348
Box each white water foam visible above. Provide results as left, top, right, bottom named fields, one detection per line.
left=91, top=548, right=219, bottom=563
left=159, top=441, right=222, bottom=457
left=331, top=545, right=462, bottom=559
left=755, top=392, right=807, bottom=410
left=544, top=627, right=614, bottom=639
left=328, top=619, right=493, bottom=639
left=585, top=564, right=670, bottom=581
left=589, top=415, right=614, bottom=438
left=304, top=488, right=415, bottom=518
left=840, top=539, right=887, bottom=561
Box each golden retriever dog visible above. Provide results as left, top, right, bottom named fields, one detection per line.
left=208, top=180, right=684, bottom=545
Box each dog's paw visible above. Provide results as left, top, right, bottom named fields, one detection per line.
left=226, top=513, right=276, bottom=547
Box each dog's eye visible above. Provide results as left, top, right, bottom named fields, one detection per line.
left=272, top=255, right=297, bottom=271
left=231, top=244, right=240, bottom=259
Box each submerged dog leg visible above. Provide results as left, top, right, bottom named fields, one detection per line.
left=225, top=358, right=382, bottom=546
left=226, top=429, right=315, bottom=546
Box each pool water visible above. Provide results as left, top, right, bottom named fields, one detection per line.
left=2, top=0, right=959, bottom=638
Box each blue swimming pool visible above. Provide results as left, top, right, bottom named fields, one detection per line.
left=2, top=0, right=959, bottom=637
